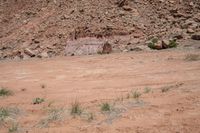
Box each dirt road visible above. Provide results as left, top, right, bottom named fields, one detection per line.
left=0, top=49, right=200, bottom=133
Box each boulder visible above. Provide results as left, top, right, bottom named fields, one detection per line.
left=154, top=41, right=163, bottom=50
left=123, top=6, right=132, bottom=11
left=38, top=52, right=49, bottom=58
left=65, top=37, right=112, bottom=56
left=187, top=28, right=195, bottom=34
left=24, top=48, right=35, bottom=57
left=102, top=42, right=112, bottom=54
left=191, top=34, right=200, bottom=40
left=162, top=39, right=170, bottom=49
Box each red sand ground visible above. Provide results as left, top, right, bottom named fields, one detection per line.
left=0, top=49, right=200, bottom=133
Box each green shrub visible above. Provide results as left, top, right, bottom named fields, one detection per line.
left=71, top=101, right=82, bottom=116
left=161, top=87, right=170, bottom=93
left=168, top=39, right=178, bottom=48
left=8, top=123, right=19, bottom=133
left=33, top=98, right=45, bottom=104
left=0, top=108, right=9, bottom=121
left=144, top=87, right=151, bottom=93
left=152, top=37, right=158, bottom=43
left=101, top=103, right=111, bottom=112
left=147, top=37, right=158, bottom=49
left=87, top=112, right=94, bottom=121
left=148, top=42, right=156, bottom=49
left=0, top=87, right=13, bottom=96
left=132, top=91, right=141, bottom=99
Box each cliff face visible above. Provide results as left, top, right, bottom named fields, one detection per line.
left=0, top=0, right=199, bottom=59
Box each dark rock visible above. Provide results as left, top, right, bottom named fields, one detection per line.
left=191, top=34, right=200, bottom=40
left=123, top=6, right=132, bottom=11
left=102, top=42, right=112, bottom=54
left=162, top=39, right=170, bottom=49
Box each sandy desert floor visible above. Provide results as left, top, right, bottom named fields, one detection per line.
left=0, top=49, right=200, bottom=133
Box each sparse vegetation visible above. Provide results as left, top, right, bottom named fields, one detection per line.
left=168, top=39, right=178, bottom=48
left=42, top=109, right=64, bottom=126
left=0, top=107, right=20, bottom=123
left=70, top=101, right=82, bottom=116
left=0, top=108, right=9, bottom=121
left=132, top=91, right=141, bottom=99
left=47, top=108, right=65, bottom=121
left=33, top=98, right=45, bottom=104
left=8, top=123, right=19, bottom=133
left=148, top=37, right=158, bottom=49
left=38, top=108, right=65, bottom=127
left=144, top=87, right=151, bottom=93
left=185, top=54, right=200, bottom=61
left=161, top=87, right=170, bottom=93
left=0, top=87, right=13, bottom=97
left=87, top=112, right=94, bottom=121
left=148, top=38, right=178, bottom=49
left=101, top=102, right=111, bottom=112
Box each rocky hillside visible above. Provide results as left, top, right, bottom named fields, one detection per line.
left=0, top=0, right=199, bottom=60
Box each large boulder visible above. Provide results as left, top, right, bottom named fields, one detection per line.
left=24, top=48, right=35, bottom=57
left=65, top=37, right=112, bottom=56
left=191, top=33, right=200, bottom=40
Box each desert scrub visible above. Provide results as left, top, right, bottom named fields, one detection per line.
left=32, top=98, right=45, bottom=104
left=0, top=87, right=13, bottom=97
left=0, top=107, right=20, bottom=122
left=148, top=37, right=158, bottom=49
left=38, top=107, right=65, bottom=127
left=70, top=101, right=82, bottom=116
left=87, top=112, right=94, bottom=121
left=148, top=38, right=178, bottom=49
left=161, top=87, right=170, bottom=93
left=0, top=108, right=9, bottom=121
left=101, top=102, right=111, bottom=112
left=144, top=87, right=151, bottom=93
left=132, top=91, right=141, bottom=99
left=8, top=123, right=19, bottom=133
left=168, top=39, right=178, bottom=48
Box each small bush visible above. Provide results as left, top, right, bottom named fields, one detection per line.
left=33, top=98, right=45, bottom=104
left=38, top=108, right=65, bottom=127
left=148, top=42, right=156, bottom=49
left=71, top=101, right=82, bottom=116
left=161, top=87, right=170, bottom=93
left=132, top=91, right=141, bottom=99
left=144, top=87, right=151, bottom=93
left=152, top=37, right=158, bottom=44
left=0, top=87, right=13, bottom=97
left=168, top=39, right=178, bottom=48
left=8, top=123, right=19, bottom=133
left=147, top=37, right=158, bottom=49
left=148, top=38, right=178, bottom=49
left=0, top=108, right=9, bottom=121
left=101, top=103, right=111, bottom=112
left=48, top=108, right=64, bottom=121
left=87, top=112, right=94, bottom=121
